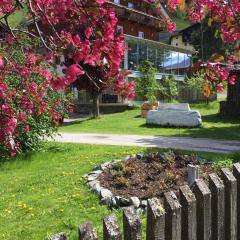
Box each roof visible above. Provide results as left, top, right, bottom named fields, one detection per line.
left=179, top=23, right=200, bottom=34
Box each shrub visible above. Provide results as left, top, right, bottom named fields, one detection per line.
left=158, top=75, right=178, bottom=102
left=0, top=41, right=72, bottom=159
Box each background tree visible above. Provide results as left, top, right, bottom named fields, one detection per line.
left=159, top=75, right=178, bottom=102
left=189, top=19, right=226, bottom=62
left=136, top=60, right=158, bottom=103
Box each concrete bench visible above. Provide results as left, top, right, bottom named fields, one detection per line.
left=146, top=103, right=202, bottom=127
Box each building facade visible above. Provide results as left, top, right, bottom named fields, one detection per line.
left=73, top=0, right=195, bottom=105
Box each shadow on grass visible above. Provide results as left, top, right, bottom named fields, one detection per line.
left=202, top=114, right=240, bottom=124
left=139, top=114, right=240, bottom=140
left=62, top=117, right=92, bottom=127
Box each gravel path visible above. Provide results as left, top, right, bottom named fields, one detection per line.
left=53, top=133, right=240, bottom=153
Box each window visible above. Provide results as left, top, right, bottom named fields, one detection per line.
left=138, top=43, right=147, bottom=66
left=148, top=46, right=156, bottom=66
left=128, top=42, right=138, bottom=71
left=138, top=31, right=144, bottom=39
left=128, top=2, right=134, bottom=8
left=114, top=0, right=120, bottom=4
left=157, top=49, right=164, bottom=73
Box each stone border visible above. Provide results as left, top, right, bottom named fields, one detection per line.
left=84, top=154, right=147, bottom=213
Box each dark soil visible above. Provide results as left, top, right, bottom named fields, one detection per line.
left=98, top=151, right=214, bottom=200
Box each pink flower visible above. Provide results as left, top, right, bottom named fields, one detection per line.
left=229, top=75, right=236, bottom=85
left=10, top=151, right=17, bottom=158
left=19, top=66, right=31, bottom=79
left=217, top=83, right=224, bottom=93
left=96, top=0, right=105, bottom=5
left=18, top=113, right=26, bottom=123
left=164, top=19, right=176, bottom=33
left=25, top=53, right=37, bottom=65
left=66, top=64, right=85, bottom=82
left=25, top=125, right=30, bottom=133
left=52, top=76, right=68, bottom=90
left=0, top=57, right=4, bottom=69
left=84, top=27, right=93, bottom=39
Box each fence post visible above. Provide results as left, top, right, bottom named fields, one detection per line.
left=164, top=191, right=181, bottom=240
left=103, top=215, right=122, bottom=240
left=209, top=173, right=225, bottom=240
left=79, top=223, right=98, bottom=240
left=179, top=185, right=197, bottom=240
left=123, top=207, right=142, bottom=240
left=147, top=198, right=165, bottom=240
left=50, top=233, right=67, bottom=240
left=220, top=168, right=237, bottom=240
left=233, top=163, right=240, bottom=240
left=192, top=179, right=211, bottom=240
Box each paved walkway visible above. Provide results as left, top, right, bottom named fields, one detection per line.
left=54, top=133, right=240, bottom=153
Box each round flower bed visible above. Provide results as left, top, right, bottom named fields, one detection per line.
left=85, top=151, right=214, bottom=213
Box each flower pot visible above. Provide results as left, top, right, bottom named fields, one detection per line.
left=141, top=101, right=159, bottom=118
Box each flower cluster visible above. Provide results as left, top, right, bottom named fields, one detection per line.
left=203, top=63, right=236, bottom=93
left=187, top=0, right=240, bottom=44
left=114, top=79, right=136, bottom=100
left=0, top=42, right=72, bottom=158
left=164, top=19, right=177, bottom=33
left=167, top=0, right=179, bottom=12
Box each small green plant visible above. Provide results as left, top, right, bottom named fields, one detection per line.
left=185, top=71, right=219, bottom=104
left=185, top=71, right=206, bottom=93
left=115, top=176, right=129, bottom=188
left=158, top=75, right=178, bottom=102
left=161, top=150, right=176, bottom=165
left=214, top=160, right=233, bottom=171
left=111, top=162, right=125, bottom=171
left=136, top=60, right=158, bottom=103
left=232, top=151, right=240, bottom=164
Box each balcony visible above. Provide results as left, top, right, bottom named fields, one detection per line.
left=106, top=0, right=163, bottom=30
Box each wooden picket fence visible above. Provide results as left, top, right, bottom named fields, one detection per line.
left=51, top=163, right=240, bottom=240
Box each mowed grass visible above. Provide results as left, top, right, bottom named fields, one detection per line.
left=0, top=143, right=144, bottom=240
left=0, top=142, right=238, bottom=240
left=61, top=101, right=240, bottom=140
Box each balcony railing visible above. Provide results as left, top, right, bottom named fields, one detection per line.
left=106, top=0, right=163, bottom=30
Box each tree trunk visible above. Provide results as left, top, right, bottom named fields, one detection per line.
left=92, top=92, right=100, bottom=117
left=220, top=70, right=240, bottom=117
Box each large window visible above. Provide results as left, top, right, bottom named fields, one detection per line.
left=148, top=46, right=156, bottom=66
left=128, top=42, right=138, bottom=71
left=138, top=43, right=148, bottom=67
left=125, top=37, right=192, bottom=76
left=156, top=49, right=164, bottom=73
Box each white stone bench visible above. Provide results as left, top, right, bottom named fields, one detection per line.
left=158, top=103, right=190, bottom=111
left=146, top=103, right=202, bottom=127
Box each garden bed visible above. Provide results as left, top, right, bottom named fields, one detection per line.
left=86, top=151, right=215, bottom=210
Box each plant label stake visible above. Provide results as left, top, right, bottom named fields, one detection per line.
left=188, top=165, right=200, bottom=186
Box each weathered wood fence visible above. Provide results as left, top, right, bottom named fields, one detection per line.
left=51, top=163, right=240, bottom=240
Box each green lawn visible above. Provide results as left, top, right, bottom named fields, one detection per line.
left=0, top=143, right=237, bottom=240
left=61, top=101, right=240, bottom=141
